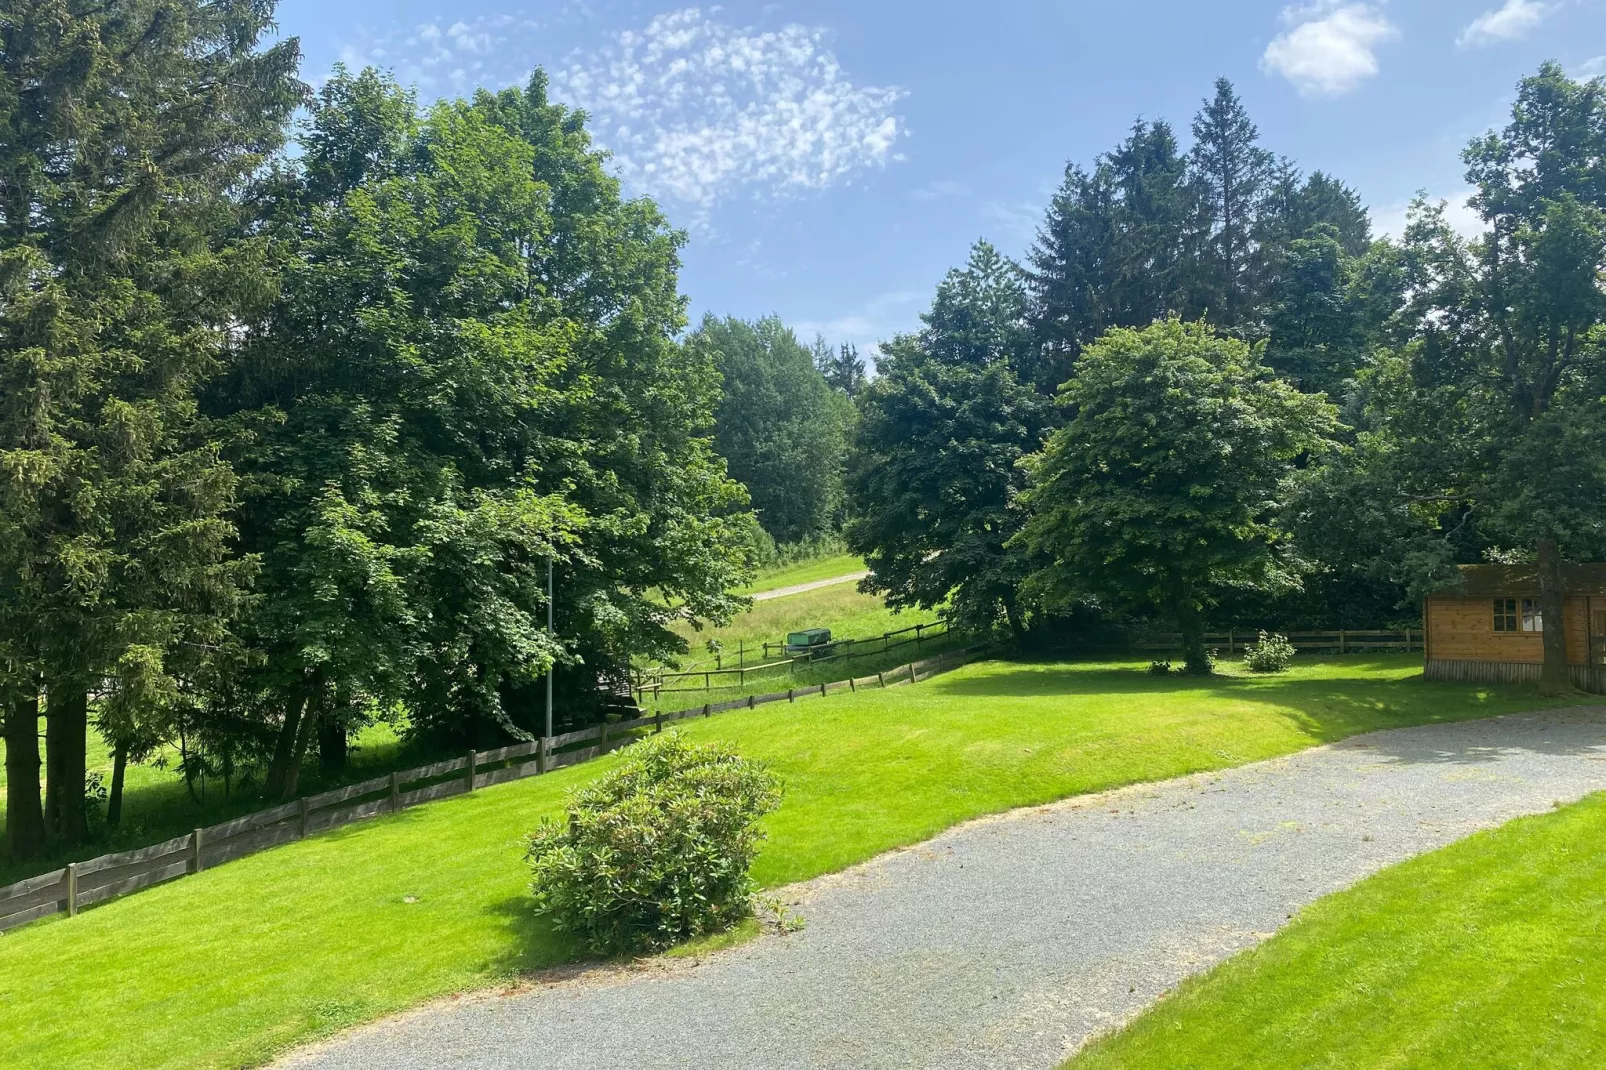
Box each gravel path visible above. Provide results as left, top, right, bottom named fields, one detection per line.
left=750, top=571, right=869, bottom=601
left=284, top=708, right=1606, bottom=1070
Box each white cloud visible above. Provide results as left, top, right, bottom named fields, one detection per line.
left=1572, top=56, right=1606, bottom=80
left=551, top=8, right=906, bottom=213
left=1371, top=190, right=1485, bottom=241
left=1457, top=0, right=1553, bottom=47
left=1261, top=2, right=1397, bottom=97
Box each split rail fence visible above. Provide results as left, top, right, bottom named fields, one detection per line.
left=0, top=643, right=988, bottom=936
left=636, top=618, right=954, bottom=702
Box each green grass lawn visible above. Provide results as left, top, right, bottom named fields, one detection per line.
left=1065, top=790, right=1606, bottom=1069
left=666, top=579, right=941, bottom=671
left=733, top=553, right=865, bottom=596
left=0, top=656, right=1577, bottom=1069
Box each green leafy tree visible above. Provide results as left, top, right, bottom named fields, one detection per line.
left=1017, top=319, right=1337, bottom=673
left=0, top=0, right=301, bottom=851
left=694, top=315, right=850, bottom=546
left=846, top=241, right=1056, bottom=637
left=219, top=70, right=751, bottom=794
left=1354, top=65, right=1606, bottom=694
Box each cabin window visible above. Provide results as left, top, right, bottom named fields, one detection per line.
left=1521, top=598, right=1543, bottom=633
left=1493, top=598, right=1518, bottom=632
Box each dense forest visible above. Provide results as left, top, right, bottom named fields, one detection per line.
left=3, top=0, right=1604, bottom=861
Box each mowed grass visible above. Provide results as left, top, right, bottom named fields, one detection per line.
left=667, top=580, right=941, bottom=668
left=0, top=656, right=1577, bottom=1068
left=733, top=553, right=865, bottom=595
left=1065, top=790, right=1606, bottom=1069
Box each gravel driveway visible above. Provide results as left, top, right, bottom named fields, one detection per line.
left=284, top=708, right=1606, bottom=1070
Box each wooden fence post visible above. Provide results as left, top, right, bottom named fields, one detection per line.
left=600, top=722, right=610, bottom=747
left=537, top=739, right=548, bottom=775
left=1339, top=629, right=1347, bottom=655
left=747, top=695, right=756, bottom=709
left=820, top=682, right=827, bottom=697
left=848, top=677, right=856, bottom=693
left=390, top=771, right=401, bottom=811
left=654, top=709, right=663, bottom=734
left=191, top=829, right=205, bottom=874
left=66, top=863, right=78, bottom=918
left=703, top=703, right=711, bottom=718
left=787, top=688, right=795, bottom=703
left=467, top=751, right=478, bottom=790
left=877, top=671, right=886, bottom=687
left=299, top=796, right=311, bottom=838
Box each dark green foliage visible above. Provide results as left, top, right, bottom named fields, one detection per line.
left=846, top=242, right=1055, bottom=637
left=1342, top=64, right=1606, bottom=691
left=217, top=70, right=752, bottom=783
left=526, top=733, right=782, bottom=955
left=1018, top=319, right=1337, bottom=674
left=0, top=0, right=303, bottom=850
left=694, top=316, right=851, bottom=545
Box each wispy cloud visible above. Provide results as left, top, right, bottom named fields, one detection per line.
left=1576, top=56, right=1606, bottom=80
left=1261, top=2, right=1397, bottom=97
left=551, top=8, right=907, bottom=214
left=1458, top=0, right=1554, bottom=47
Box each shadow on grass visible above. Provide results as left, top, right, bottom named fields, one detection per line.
left=926, top=655, right=1598, bottom=743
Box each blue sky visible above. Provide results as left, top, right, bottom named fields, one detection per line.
left=277, top=0, right=1606, bottom=358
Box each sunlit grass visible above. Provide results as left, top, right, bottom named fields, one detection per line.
left=1066, top=791, right=1606, bottom=1069
left=0, top=655, right=1576, bottom=1069
left=733, top=553, right=864, bottom=595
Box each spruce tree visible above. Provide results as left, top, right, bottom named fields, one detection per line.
left=0, top=0, right=301, bottom=851
left=1187, top=78, right=1273, bottom=327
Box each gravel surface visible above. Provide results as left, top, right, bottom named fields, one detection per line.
left=283, top=708, right=1606, bottom=1070
left=750, top=571, right=869, bottom=601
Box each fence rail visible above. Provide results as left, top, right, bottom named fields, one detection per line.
left=0, top=642, right=989, bottom=936
left=1132, top=627, right=1422, bottom=655
left=636, top=618, right=955, bottom=701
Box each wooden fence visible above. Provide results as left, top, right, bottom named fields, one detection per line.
left=0, top=642, right=988, bottom=936
left=1133, top=627, right=1422, bottom=655
left=636, top=618, right=955, bottom=701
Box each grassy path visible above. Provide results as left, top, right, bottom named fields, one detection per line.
left=0, top=657, right=1573, bottom=1068
left=1067, top=786, right=1606, bottom=1069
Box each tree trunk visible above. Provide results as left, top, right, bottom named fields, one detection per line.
left=107, top=738, right=129, bottom=829
left=264, top=693, right=309, bottom=799
left=43, top=681, right=90, bottom=845
left=1172, top=569, right=1212, bottom=675
left=1537, top=537, right=1571, bottom=697
left=3, top=689, right=47, bottom=859
left=318, top=716, right=347, bottom=776
left=1000, top=590, right=1026, bottom=645
left=280, top=698, right=320, bottom=800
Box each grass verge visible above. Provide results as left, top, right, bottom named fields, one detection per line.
left=0, top=656, right=1577, bottom=1068
left=734, top=554, right=864, bottom=596
left=1064, top=790, right=1606, bottom=1070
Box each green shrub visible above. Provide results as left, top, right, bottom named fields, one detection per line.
left=1243, top=631, right=1295, bottom=673
left=526, top=733, right=782, bottom=955
left=1148, top=659, right=1173, bottom=675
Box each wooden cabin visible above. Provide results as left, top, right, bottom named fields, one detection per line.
left=1423, top=564, right=1606, bottom=693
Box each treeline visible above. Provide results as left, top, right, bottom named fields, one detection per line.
left=845, top=72, right=1606, bottom=684
left=1, top=4, right=757, bottom=858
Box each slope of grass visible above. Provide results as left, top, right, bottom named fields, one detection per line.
left=1065, top=790, right=1606, bottom=1070
left=667, top=580, right=940, bottom=668
left=734, top=553, right=865, bottom=595
left=0, top=656, right=1575, bottom=1069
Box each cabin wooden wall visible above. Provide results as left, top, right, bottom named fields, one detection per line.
left=1425, top=595, right=1591, bottom=665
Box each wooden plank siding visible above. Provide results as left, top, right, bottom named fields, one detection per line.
left=1425, top=573, right=1606, bottom=694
